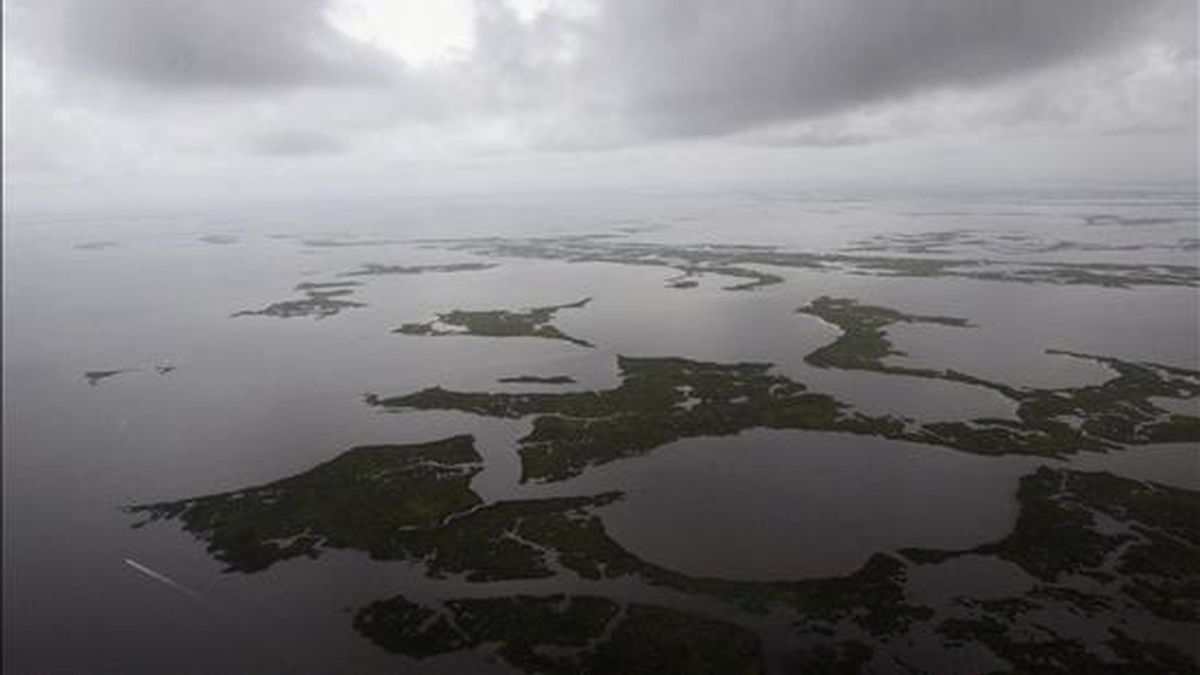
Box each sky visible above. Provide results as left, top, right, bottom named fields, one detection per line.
left=3, top=0, right=1197, bottom=215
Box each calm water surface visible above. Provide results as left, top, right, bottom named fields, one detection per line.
left=4, top=188, right=1197, bottom=673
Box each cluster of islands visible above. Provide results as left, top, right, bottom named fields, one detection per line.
left=842, top=228, right=1199, bottom=256
left=122, top=232, right=1200, bottom=673
left=205, top=230, right=1199, bottom=327
left=129, top=431, right=1198, bottom=673
left=229, top=262, right=498, bottom=319
left=424, top=234, right=1200, bottom=289
left=366, top=296, right=1197, bottom=483
left=68, top=224, right=1193, bottom=672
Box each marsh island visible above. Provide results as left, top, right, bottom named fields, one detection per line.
left=370, top=340, right=1200, bottom=482
left=425, top=235, right=1200, bottom=289
left=129, top=432, right=1199, bottom=673
left=395, top=298, right=595, bottom=347
left=233, top=281, right=365, bottom=319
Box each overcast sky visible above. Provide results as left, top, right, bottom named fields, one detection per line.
left=3, top=0, right=1197, bottom=214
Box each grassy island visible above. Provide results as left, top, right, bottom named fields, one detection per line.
left=126, top=435, right=485, bottom=572
left=797, top=297, right=1200, bottom=445
left=798, top=295, right=973, bottom=374
left=130, top=445, right=1200, bottom=672
left=395, top=298, right=595, bottom=347
left=370, top=337, right=1200, bottom=481
left=905, top=467, right=1200, bottom=672
left=370, top=356, right=848, bottom=481
left=355, top=594, right=764, bottom=674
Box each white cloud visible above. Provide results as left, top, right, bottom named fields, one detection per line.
left=326, top=0, right=477, bottom=67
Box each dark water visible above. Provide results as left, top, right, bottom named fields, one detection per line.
left=4, top=188, right=1198, bottom=673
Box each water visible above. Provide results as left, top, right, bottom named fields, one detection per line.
left=4, top=187, right=1198, bottom=672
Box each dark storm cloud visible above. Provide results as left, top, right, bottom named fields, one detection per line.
left=572, top=0, right=1195, bottom=137
left=52, top=0, right=398, bottom=88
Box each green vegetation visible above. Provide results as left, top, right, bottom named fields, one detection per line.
left=129, top=435, right=1200, bottom=673
left=233, top=281, right=365, bottom=319
left=126, top=435, right=485, bottom=572
left=905, top=467, right=1200, bottom=673
left=124, top=428, right=929, bottom=633
left=426, top=235, right=1200, bottom=288
left=371, top=338, right=1200, bottom=481
left=401, top=492, right=623, bottom=582
left=353, top=595, right=469, bottom=659
left=499, top=375, right=577, bottom=384
left=356, top=594, right=619, bottom=669
left=232, top=261, right=496, bottom=320
left=580, top=604, right=763, bottom=674
left=395, top=298, right=595, bottom=347
left=799, top=297, right=1200, bottom=454
left=130, top=282, right=1200, bottom=673
left=911, top=467, right=1200, bottom=623
left=798, top=295, right=973, bottom=374
left=370, top=355, right=854, bottom=482
left=972, top=468, right=1131, bottom=581
left=355, top=595, right=764, bottom=674
left=127, top=433, right=629, bottom=580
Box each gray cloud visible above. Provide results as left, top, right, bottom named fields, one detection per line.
left=2, top=0, right=1194, bottom=198
left=570, top=0, right=1195, bottom=138
left=249, top=129, right=348, bottom=156
left=33, top=0, right=399, bottom=89
left=12, top=0, right=1193, bottom=136
left=390, top=0, right=1195, bottom=150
